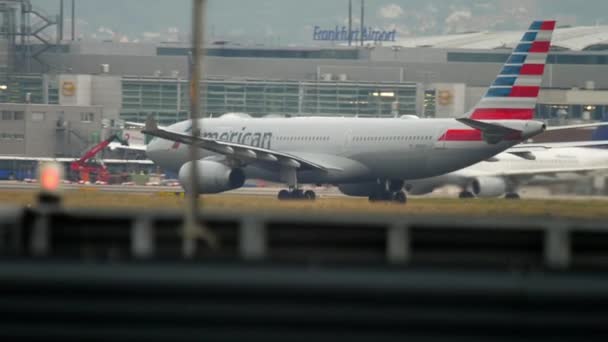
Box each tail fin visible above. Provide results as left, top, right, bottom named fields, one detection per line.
left=591, top=113, right=608, bottom=141
left=469, top=20, right=556, bottom=120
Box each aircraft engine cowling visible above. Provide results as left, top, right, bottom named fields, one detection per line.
left=338, top=183, right=377, bottom=197
left=178, top=160, right=245, bottom=194
left=471, top=177, right=507, bottom=198
left=406, top=179, right=439, bottom=195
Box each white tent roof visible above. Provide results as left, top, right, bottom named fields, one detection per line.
left=393, top=26, right=608, bottom=51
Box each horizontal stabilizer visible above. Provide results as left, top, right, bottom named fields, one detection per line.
left=456, top=118, right=521, bottom=144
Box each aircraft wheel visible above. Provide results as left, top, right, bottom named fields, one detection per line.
left=393, top=191, right=407, bottom=204
left=458, top=191, right=475, bottom=199
left=292, top=189, right=304, bottom=199
left=278, top=189, right=290, bottom=200
left=304, top=190, right=316, bottom=200
left=379, top=190, right=392, bottom=201
left=505, top=192, right=520, bottom=200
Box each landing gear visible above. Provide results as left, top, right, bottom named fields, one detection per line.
left=393, top=190, right=407, bottom=203
left=276, top=166, right=316, bottom=200
left=304, top=190, right=316, bottom=200
left=458, top=190, right=475, bottom=199
left=277, top=188, right=316, bottom=200
left=368, top=180, right=407, bottom=204
left=505, top=192, right=521, bottom=200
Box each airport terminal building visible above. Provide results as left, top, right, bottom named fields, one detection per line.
left=3, top=14, right=608, bottom=157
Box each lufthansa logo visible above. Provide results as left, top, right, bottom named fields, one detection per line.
left=62, top=81, right=76, bottom=96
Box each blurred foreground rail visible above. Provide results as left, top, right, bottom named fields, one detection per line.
left=1, top=205, right=608, bottom=340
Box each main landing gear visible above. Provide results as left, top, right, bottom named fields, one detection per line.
left=277, top=189, right=316, bottom=200
left=368, top=179, right=407, bottom=204
left=276, top=166, right=316, bottom=201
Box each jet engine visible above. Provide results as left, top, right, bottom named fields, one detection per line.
left=406, top=180, right=437, bottom=195
left=471, top=177, right=507, bottom=198
left=178, top=160, right=245, bottom=194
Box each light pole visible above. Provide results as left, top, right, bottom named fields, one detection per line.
left=182, top=0, right=217, bottom=258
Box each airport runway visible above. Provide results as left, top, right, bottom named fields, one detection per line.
left=0, top=181, right=345, bottom=197
left=0, top=180, right=606, bottom=201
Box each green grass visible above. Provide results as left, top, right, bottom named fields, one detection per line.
left=0, top=189, right=607, bottom=220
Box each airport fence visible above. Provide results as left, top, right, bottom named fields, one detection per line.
left=0, top=205, right=606, bottom=270
left=1, top=205, right=608, bottom=340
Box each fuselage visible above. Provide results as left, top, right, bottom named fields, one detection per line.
left=146, top=116, right=540, bottom=184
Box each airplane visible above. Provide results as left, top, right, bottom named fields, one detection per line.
left=406, top=141, right=608, bottom=199
left=140, top=20, right=605, bottom=203
left=406, top=118, right=608, bottom=199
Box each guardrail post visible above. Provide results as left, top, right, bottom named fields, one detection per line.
left=30, top=213, right=50, bottom=257
left=131, top=216, right=155, bottom=258
left=239, top=218, right=266, bottom=260
left=387, top=223, right=410, bottom=264
left=544, top=227, right=570, bottom=269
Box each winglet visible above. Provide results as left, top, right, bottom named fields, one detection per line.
left=144, top=115, right=158, bottom=133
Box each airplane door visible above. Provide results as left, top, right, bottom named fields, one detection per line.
left=434, top=125, right=446, bottom=150
left=343, top=129, right=353, bottom=154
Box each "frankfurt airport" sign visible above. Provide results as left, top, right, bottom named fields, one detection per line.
left=313, top=25, right=397, bottom=42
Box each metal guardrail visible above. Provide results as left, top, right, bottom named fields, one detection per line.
left=0, top=206, right=608, bottom=340
left=0, top=205, right=606, bottom=270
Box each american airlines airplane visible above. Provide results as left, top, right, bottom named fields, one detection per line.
left=141, top=20, right=603, bottom=203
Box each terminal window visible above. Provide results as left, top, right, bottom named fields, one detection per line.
left=31, top=112, right=45, bottom=121
left=1, top=111, right=25, bottom=120
left=80, top=112, right=95, bottom=122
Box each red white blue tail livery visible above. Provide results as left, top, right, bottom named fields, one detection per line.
left=469, top=20, right=556, bottom=120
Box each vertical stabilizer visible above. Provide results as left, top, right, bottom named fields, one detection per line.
left=469, top=20, right=556, bottom=120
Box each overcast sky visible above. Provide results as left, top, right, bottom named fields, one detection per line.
left=34, top=0, right=608, bottom=45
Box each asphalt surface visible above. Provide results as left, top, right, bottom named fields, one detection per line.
left=0, top=181, right=344, bottom=197
left=0, top=181, right=606, bottom=200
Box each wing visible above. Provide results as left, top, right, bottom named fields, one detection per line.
left=142, top=118, right=329, bottom=171
left=505, top=140, right=608, bottom=157
left=108, top=141, right=147, bottom=152
left=496, top=165, right=608, bottom=177
left=545, top=122, right=608, bottom=131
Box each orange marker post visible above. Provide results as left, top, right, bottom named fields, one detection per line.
left=38, top=162, right=64, bottom=207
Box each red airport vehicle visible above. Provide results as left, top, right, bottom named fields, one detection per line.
left=70, top=134, right=129, bottom=183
